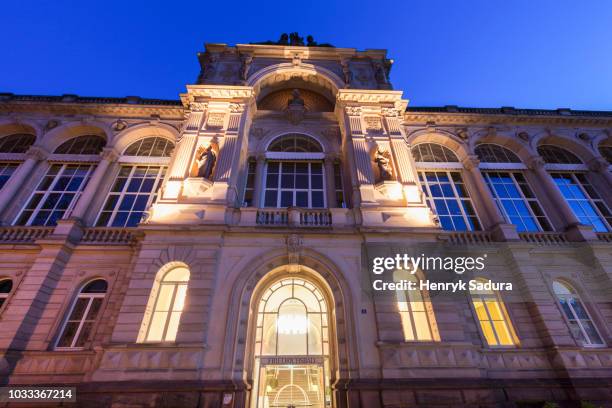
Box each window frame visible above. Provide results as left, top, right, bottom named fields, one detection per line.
left=469, top=280, right=518, bottom=348
left=0, top=278, right=14, bottom=314
left=0, top=162, right=20, bottom=190
left=552, top=280, right=605, bottom=347
left=54, top=279, right=107, bottom=350
left=262, top=160, right=327, bottom=209
left=394, top=273, right=439, bottom=342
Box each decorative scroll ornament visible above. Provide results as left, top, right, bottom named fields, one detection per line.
left=381, top=107, right=399, bottom=117
left=230, top=103, right=245, bottom=113
left=111, top=119, right=128, bottom=132
left=344, top=106, right=361, bottom=116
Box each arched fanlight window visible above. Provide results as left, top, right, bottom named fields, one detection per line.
left=552, top=280, right=604, bottom=346
left=598, top=145, right=612, bottom=165
left=394, top=271, right=439, bottom=341
left=475, top=144, right=521, bottom=163
left=0, top=133, right=35, bottom=153
left=55, top=279, right=107, bottom=349
left=0, top=279, right=13, bottom=309
left=411, top=143, right=459, bottom=163
left=139, top=266, right=190, bottom=343
left=268, top=134, right=323, bottom=153
left=54, top=135, right=106, bottom=155
left=123, top=137, right=175, bottom=157
left=469, top=279, right=517, bottom=346
left=537, top=145, right=582, bottom=164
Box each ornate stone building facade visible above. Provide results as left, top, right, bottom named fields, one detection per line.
left=0, top=39, right=611, bottom=407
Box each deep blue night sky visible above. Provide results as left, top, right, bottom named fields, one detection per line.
left=3, top=1, right=611, bottom=110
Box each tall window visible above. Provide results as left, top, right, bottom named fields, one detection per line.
left=15, top=164, right=95, bottom=226
left=0, top=279, right=13, bottom=310
left=96, top=137, right=173, bottom=227
left=553, top=280, right=603, bottom=346
left=55, top=279, right=107, bottom=349
left=394, top=271, right=438, bottom=341
left=550, top=173, right=611, bottom=232
left=334, top=162, right=345, bottom=208
left=139, top=266, right=189, bottom=343
left=243, top=158, right=256, bottom=207
left=0, top=133, right=35, bottom=153
left=483, top=172, right=552, bottom=232
left=412, top=143, right=481, bottom=231
left=470, top=279, right=517, bottom=346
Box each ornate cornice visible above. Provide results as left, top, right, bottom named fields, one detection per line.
left=180, top=85, right=255, bottom=106
left=403, top=111, right=612, bottom=127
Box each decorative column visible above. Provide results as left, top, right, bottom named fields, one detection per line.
left=461, top=155, right=506, bottom=227
left=0, top=146, right=47, bottom=221
left=69, top=147, right=119, bottom=221
left=526, top=156, right=595, bottom=241
left=344, top=106, right=376, bottom=205
left=253, top=153, right=266, bottom=208
left=324, top=155, right=337, bottom=208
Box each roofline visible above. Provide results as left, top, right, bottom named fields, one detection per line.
left=0, top=93, right=183, bottom=107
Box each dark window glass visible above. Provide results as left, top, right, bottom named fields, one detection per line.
left=0, top=134, right=35, bottom=153
left=54, top=135, right=106, bottom=155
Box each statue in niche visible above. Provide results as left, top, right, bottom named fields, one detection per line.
left=194, top=140, right=218, bottom=180
left=285, top=89, right=306, bottom=125
left=374, top=148, right=394, bottom=182
left=288, top=89, right=304, bottom=107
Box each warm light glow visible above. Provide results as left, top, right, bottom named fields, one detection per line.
left=276, top=314, right=309, bottom=335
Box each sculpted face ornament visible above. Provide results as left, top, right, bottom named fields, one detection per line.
left=374, top=148, right=394, bottom=182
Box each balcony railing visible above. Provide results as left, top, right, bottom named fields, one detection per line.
left=596, top=232, right=612, bottom=243
left=81, top=228, right=136, bottom=245
left=0, top=226, right=54, bottom=243
left=255, top=208, right=332, bottom=227
left=518, top=232, right=569, bottom=245
left=443, top=231, right=494, bottom=245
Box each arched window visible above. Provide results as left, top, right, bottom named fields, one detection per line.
left=412, top=143, right=481, bottom=231
left=0, top=279, right=13, bottom=309
left=139, top=266, right=189, bottom=342
left=470, top=279, right=517, bottom=346
left=475, top=144, right=521, bottom=163
left=263, top=135, right=326, bottom=208
left=394, top=271, right=438, bottom=341
left=253, top=277, right=332, bottom=408
left=0, top=133, right=35, bottom=153
left=123, top=137, right=175, bottom=157
left=55, top=279, right=107, bottom=349
left=268, top=134, right=322, bottom=152
left=599, top=145, right=612, bottom=164
left=54, top=135, right=106, bottom=155
left=411, top=143, right=459, bottom=163
left=552, top=280, right=604, bottom=346
left=537, top=145, right=582, bottom=164
left=95, top=138, right=171, bottom=227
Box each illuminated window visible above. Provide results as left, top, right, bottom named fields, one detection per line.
left=54, top=135, right=106, bottom=155
left=394, top=271, right=438, bottom=341
left=411, top=143, right=459, bottom=163
left=553, top=280, right=603, bottom=346
left=264, top=162, right=325, bottom=208
left=483, top=171, right=552, bottom=232
left=123, top=137, right=174, bottom=157
left=139, top=266, right=189, bottom=343
left=475, top=144, right=521, bottom=163
left=15, top=164, right=95, bottom=226
left=96, top=166, right=166, bottom=227
left=55, top=279, right=107, bottom=349
left=419, top=171, right=481, bottom=231
left=0, top=163, right=19, bottom=189
left=470, top=279, right=516, bottom=346
left=550, top=173, right=611, bottom=232
left=0, top=133, right=35, bottom=153
left=537, top=145, right=582, bottom=164
left=268, top=134, right=322, bottom=152
left=0, top=279, right=13, bottom=310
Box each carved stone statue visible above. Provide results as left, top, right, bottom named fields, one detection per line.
left=240, top=54, right=252, bottom=81
left=288, top=89, right=304, bottom=107
left=196, top=144, right=217, bottom=180
left=286, top=89, right=306, bottom=125
left=374, top=148, right=394, bottom=181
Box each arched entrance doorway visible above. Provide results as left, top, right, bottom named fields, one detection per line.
left=250, top=276, right=333, bottom=408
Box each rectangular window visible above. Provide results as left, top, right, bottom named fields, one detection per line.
left=15, top=163, right=95, bottom=226
left=334, top=162, right=345, bottom=208
left=96, top=165, right=166, bottom=228
left=243, top=159, right=256, bottom=207
left=418, top=171, right=481, bottom=231
left=482, top=171, right=552, bottom=232
left=0, top=162, right=19, bottom=189
left=550, top=172, right=611, bottom=232
left=263, top=161, right=325, bottom=208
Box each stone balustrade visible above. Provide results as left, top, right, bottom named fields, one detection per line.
left=0, top=226, right=54, bottom=243
left=80, top=228, right=136, bottom=245
left=518, top=231, right=569, bottom=245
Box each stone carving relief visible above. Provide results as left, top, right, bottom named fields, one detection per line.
left=44, top=119, right=59, bottom=131
left=286, top=233, right=303, bottom=271
left=374, top=147, right=395, bottom=182
left=191, top=138, right=219, bottom=180
left=239, top=54, right=253, bottom=82
left=364, top=116, right=383, bottom=133
left=206, top=112, right=225, bottom=129
left=112, top=119, right=128, bottom=132
left=285, top=89, right=306, bottom=125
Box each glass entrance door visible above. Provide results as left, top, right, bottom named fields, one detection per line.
left=257, top=364, right=325, bottom=408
